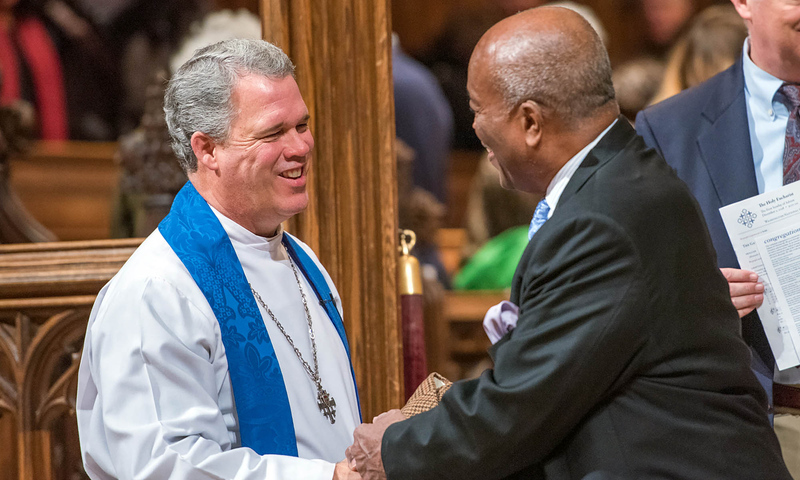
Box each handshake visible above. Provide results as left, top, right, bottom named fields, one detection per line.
left=335, top=372, right=455, bottom=480
left=335, top=302, right=515, bottom=479
left=334, top=408, right=405, bottom=480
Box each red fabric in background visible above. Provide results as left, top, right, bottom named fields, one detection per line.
left=0, top=17, right=67, bottom=139
left=402, top=293, right=428, bottom=401
left=0, top=26, right=21, bottom=103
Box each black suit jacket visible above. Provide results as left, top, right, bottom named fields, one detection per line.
left=635, top=59, right=775, bottom=404
left=381, top=119, right=789, bottom=479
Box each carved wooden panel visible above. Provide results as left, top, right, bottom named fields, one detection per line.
left=0, top=240, right=139, bottom=480
left=0, top=303, right=91, bottom=480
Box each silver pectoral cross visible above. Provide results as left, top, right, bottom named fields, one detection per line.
left=317, top=388, right=337, bottom=424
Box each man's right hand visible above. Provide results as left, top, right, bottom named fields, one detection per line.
left=721, top=268, right=764, bottom=318
left=333, top=459, right=362, bottom=480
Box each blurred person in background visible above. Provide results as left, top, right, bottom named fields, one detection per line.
left=98, top=0, right=211, bottom=136
left=637, top=0, right=696, bottom=58
left=7, top=0, right=127, bottom=140
left=649, top=3, right=747, bottom=104
left=0, top=0, right=68, bottom=139
left=611, top=57, right=665, bottom=123
left=613, top=3, right=746, bottom=122
left=393, top=32, right=454, bottom=206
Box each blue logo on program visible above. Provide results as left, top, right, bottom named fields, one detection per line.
left=738, top=209, right=758, bottom=228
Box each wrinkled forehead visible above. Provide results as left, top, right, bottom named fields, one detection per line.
left=230, top=74, right=308, bottom=124
left=231, top=74, right=304, bottom=105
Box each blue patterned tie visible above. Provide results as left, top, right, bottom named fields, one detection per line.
left=528, top=198, right=550, bottom=240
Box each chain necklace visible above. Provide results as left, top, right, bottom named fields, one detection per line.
left=249, top=251, right=337, bottom=424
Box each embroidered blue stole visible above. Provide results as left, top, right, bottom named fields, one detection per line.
left=158, top=181, right=360, bottom=456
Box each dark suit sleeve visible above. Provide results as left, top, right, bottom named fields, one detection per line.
left=381, top=213, right=649, bottom=479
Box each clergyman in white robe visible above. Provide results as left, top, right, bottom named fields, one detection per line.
left=76, top=206, right=359, bottom=480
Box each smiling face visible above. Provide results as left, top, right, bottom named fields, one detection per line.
left=467, top=7, right=619, bottom=198
left=467, top=48, right=531, bottom=192
left=194, top=74, right=314, bottom=236
left=733, top=0, right=800, bottom=82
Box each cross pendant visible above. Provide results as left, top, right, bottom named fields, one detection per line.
left=317, top=389, right=337, bottom=424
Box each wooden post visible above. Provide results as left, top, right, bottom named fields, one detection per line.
left=260, top=1, right=403, bottom=420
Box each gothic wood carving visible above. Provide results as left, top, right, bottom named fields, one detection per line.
left=0, top=240, right=140, bottom=480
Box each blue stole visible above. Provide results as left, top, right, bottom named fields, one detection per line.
left=158, top=181, right=360, bottom=456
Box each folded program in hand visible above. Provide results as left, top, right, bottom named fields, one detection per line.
left=400, top=372, right=453, bottom=417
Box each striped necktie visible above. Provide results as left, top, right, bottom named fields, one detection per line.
left=528, top=198, right=551, bottom=241
left=779, top=83, right=800, bottom=185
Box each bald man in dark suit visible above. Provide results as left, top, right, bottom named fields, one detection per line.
left=345, top=6, right=791, bottom=480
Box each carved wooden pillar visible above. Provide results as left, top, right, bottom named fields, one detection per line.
left=260, top=0, right=403, bottom=419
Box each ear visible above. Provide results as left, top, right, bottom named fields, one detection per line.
left=190, top=131, right=220, bottom=172
left=518, top=100, right=543, bottom=148
left=729, top=0, right=751, bottom=22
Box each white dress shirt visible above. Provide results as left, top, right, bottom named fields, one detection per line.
left=77, top=209, right=358, bottom=480
left=743, top=38, right=792, bottom=195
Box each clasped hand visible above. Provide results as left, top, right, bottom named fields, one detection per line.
left=342, top=409, right=406, bottom=480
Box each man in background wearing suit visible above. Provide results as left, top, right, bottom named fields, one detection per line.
left=345, top=7, right=790, bottom=479
left=636, top=0, right=800, bottom=474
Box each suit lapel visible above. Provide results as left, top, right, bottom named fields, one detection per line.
left=697, top=58, right=759, bottom=205
left=559, top=116, right=636, bottom=206
left=511, top=118, right=635, bottom=305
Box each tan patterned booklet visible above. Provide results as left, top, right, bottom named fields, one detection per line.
left=401, top=372, right=453, bottom=417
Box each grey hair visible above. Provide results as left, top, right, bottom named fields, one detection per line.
left=491, top=13, right=615, bottom=122
left=164, top=38, right=295, bottom=173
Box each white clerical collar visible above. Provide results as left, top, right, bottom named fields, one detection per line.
left=208, top=204, right=286, bottom=257
left=742, top=38, right=787, bottom=117
left=543, top=118, right=617, bottom=218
